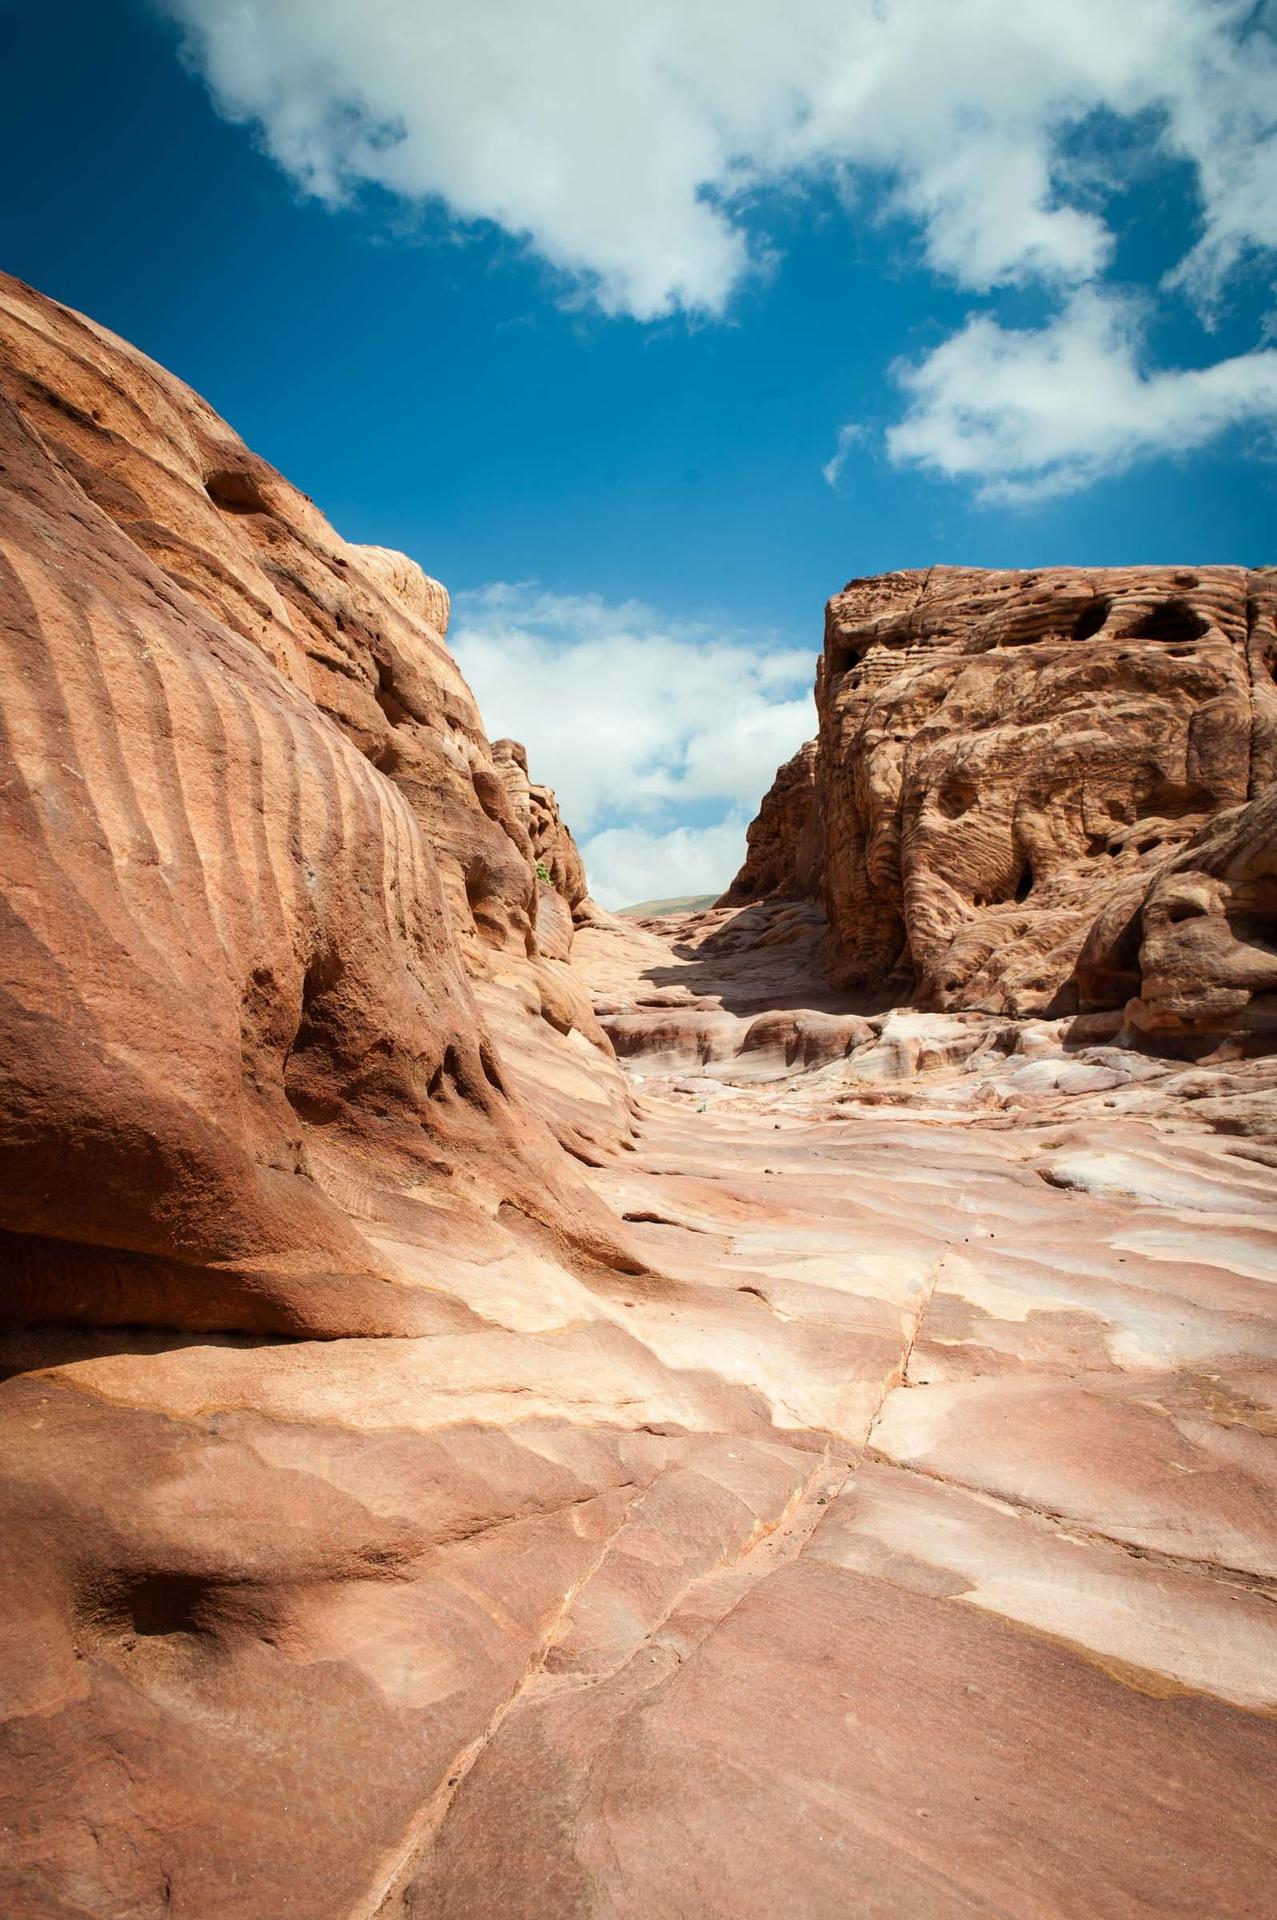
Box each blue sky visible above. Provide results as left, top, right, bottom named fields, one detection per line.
left=5, top=1, right=1276, bottom=903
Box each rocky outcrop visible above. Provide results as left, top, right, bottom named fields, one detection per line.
left=0, top=274, right=556, bottom=971
left=492, top=738, right=589, bottom=910
left=0, top=270, right=631, bottom=1337
left=492, top=736, right=590, bottom=963
left=1082, top=781, right=1277, bottom=1044
left=2, top=285, right=1275, bottom=1920
left=741, top=566, right=1276, bottom=1043
left=719, top=739, right=821, bottom=905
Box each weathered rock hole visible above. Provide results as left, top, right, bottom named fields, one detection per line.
left=829, top=636, right=869, bottom=678
left=82, top=1570, right=218, bottom=1644
left=938, top=780, right=976, bottom=820
left=1072, top=598, right=1110, bottom=641
left=374, top=661, right=410, bottom=729
left=128, top=1573, right=213, bottom=1637
left=1128, top=600, right=1209, bottom=645
left=1014, top=869, right=1033, bottom=903
left=1166, top=899, right=1211, bottom=924
left=205, top=467, right=270, bottom=515
left=428, top=1044, right=462, bottom=1101
left=284, top=951, right=346, bottom=1125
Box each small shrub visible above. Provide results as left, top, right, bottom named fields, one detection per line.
left=535, top=860, right=552, bottom=885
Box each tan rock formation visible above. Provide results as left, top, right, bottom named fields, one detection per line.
left=741, top=566, right=1275, bottom=1041
left=0, top=270, right=633, bottom=1335
left=0, top=274, right=550, bottom=970
left=1086, top=781, right=1277, bottom=1044
left=719, top=739, right=821, bottom=905
left=2, top=282, right=1275, bottom=1920
left=492, top=738, right=590, bottom=911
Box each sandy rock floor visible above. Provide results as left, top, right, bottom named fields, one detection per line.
left=4, top=901, right=1275, bottom=1919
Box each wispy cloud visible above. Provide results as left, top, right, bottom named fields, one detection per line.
left=822, top=423, right=864, bottom=490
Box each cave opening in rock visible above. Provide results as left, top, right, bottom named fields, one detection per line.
left=205, top=466, right=270, bottom=514
left=1128, top=599, right=1210, bottom=644
left=1072, top=597, right=1111, bottom=641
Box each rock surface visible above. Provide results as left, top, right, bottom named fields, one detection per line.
left=787, top=566, right=1277, bottom=1036
left=0, top=271, right=625, bottom=1343
left=2, top=283, right=1275, bottom=1920
left=720, top=739, right=821, bottom=906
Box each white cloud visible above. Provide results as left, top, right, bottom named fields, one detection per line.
left=822, top=423, right=864, bottom=490
left=581, top=817, right=752, bottom=911
left=451, top=585, right=812, bottom=831
left=885, top=288, right=1277, bottom=500
left=160, top=1, right=1277, bottom=321
left=449, top=584, right=814, bottom=907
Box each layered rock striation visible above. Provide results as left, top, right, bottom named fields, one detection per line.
left=0, top=270, right=623, bottom=1337
left=719, top=739, right=821, bottom=906
left=736, top=566, right=1277, bottom=1044
left=2, top=285, right=1275, bottom=1920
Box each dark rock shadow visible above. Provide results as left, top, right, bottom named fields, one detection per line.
left=634, top=899, right=901, bottom=1018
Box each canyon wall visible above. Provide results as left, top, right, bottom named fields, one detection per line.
left=719, top=739, right=821, bottom=906
left=733, top=566, right=1277, bottom=1044
left=2, top=280, right=1274, bottom=1920
left=0, top=270, right=621, bottom=1338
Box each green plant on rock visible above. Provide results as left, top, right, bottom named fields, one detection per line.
left=535, top=860, right=553, bottom=885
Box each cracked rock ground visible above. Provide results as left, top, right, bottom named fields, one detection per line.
left=0, top=272, right=1274, bottom=1918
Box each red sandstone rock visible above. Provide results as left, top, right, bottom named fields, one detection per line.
left=0, top=275, right=556, bottom=971
left=2, top=284, right=1275, bottom=1920
left=807, top=566, right=1276, bottom=1029
left=493, top=736, right=590, bottom=916
left=1087, top=783, right=1277, bottom=1044
left=0, top=273, right=632, bottom=1340
left=719, top=739, right=821, bottom=905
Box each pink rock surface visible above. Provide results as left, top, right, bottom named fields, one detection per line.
left=1, top=280, right=1275, bottom=1920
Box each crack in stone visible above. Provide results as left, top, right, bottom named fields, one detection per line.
left=359, top=1475, right=656, bottom=1920
left=862, top=1448, right=1277, bottom=1598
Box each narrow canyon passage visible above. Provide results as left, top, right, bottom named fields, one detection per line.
left=8, top=893, right=1274, bottom=1919
left=371, top=901, right=1277, bottom=1917
left=2, top=273, right=1274, bottom=1919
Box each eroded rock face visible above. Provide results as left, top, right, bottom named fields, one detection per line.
left=1093, top=783, right=1277, bottom=1043
left=0, top=275, right=553, bottom=969
left=2, top=283, right=1275, bottom=1920
left=492, top=738, right=589, bottom=912
left=813, top=566, right=1276, bottom=1028
left=720, top=740, right=821, bottom=906
left=0, top=271, right=625, bottom=1336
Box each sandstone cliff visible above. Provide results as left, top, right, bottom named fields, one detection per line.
left=0, top=271, right=625, bottom=1337
left=741, top=566, right=1276, bottom=1045
left=719, top=739, right=821, bottom=906
left=2, top=285, right=1274, bottom=1920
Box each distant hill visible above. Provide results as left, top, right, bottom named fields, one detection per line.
left=617, top=892, right=721, bottom=917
